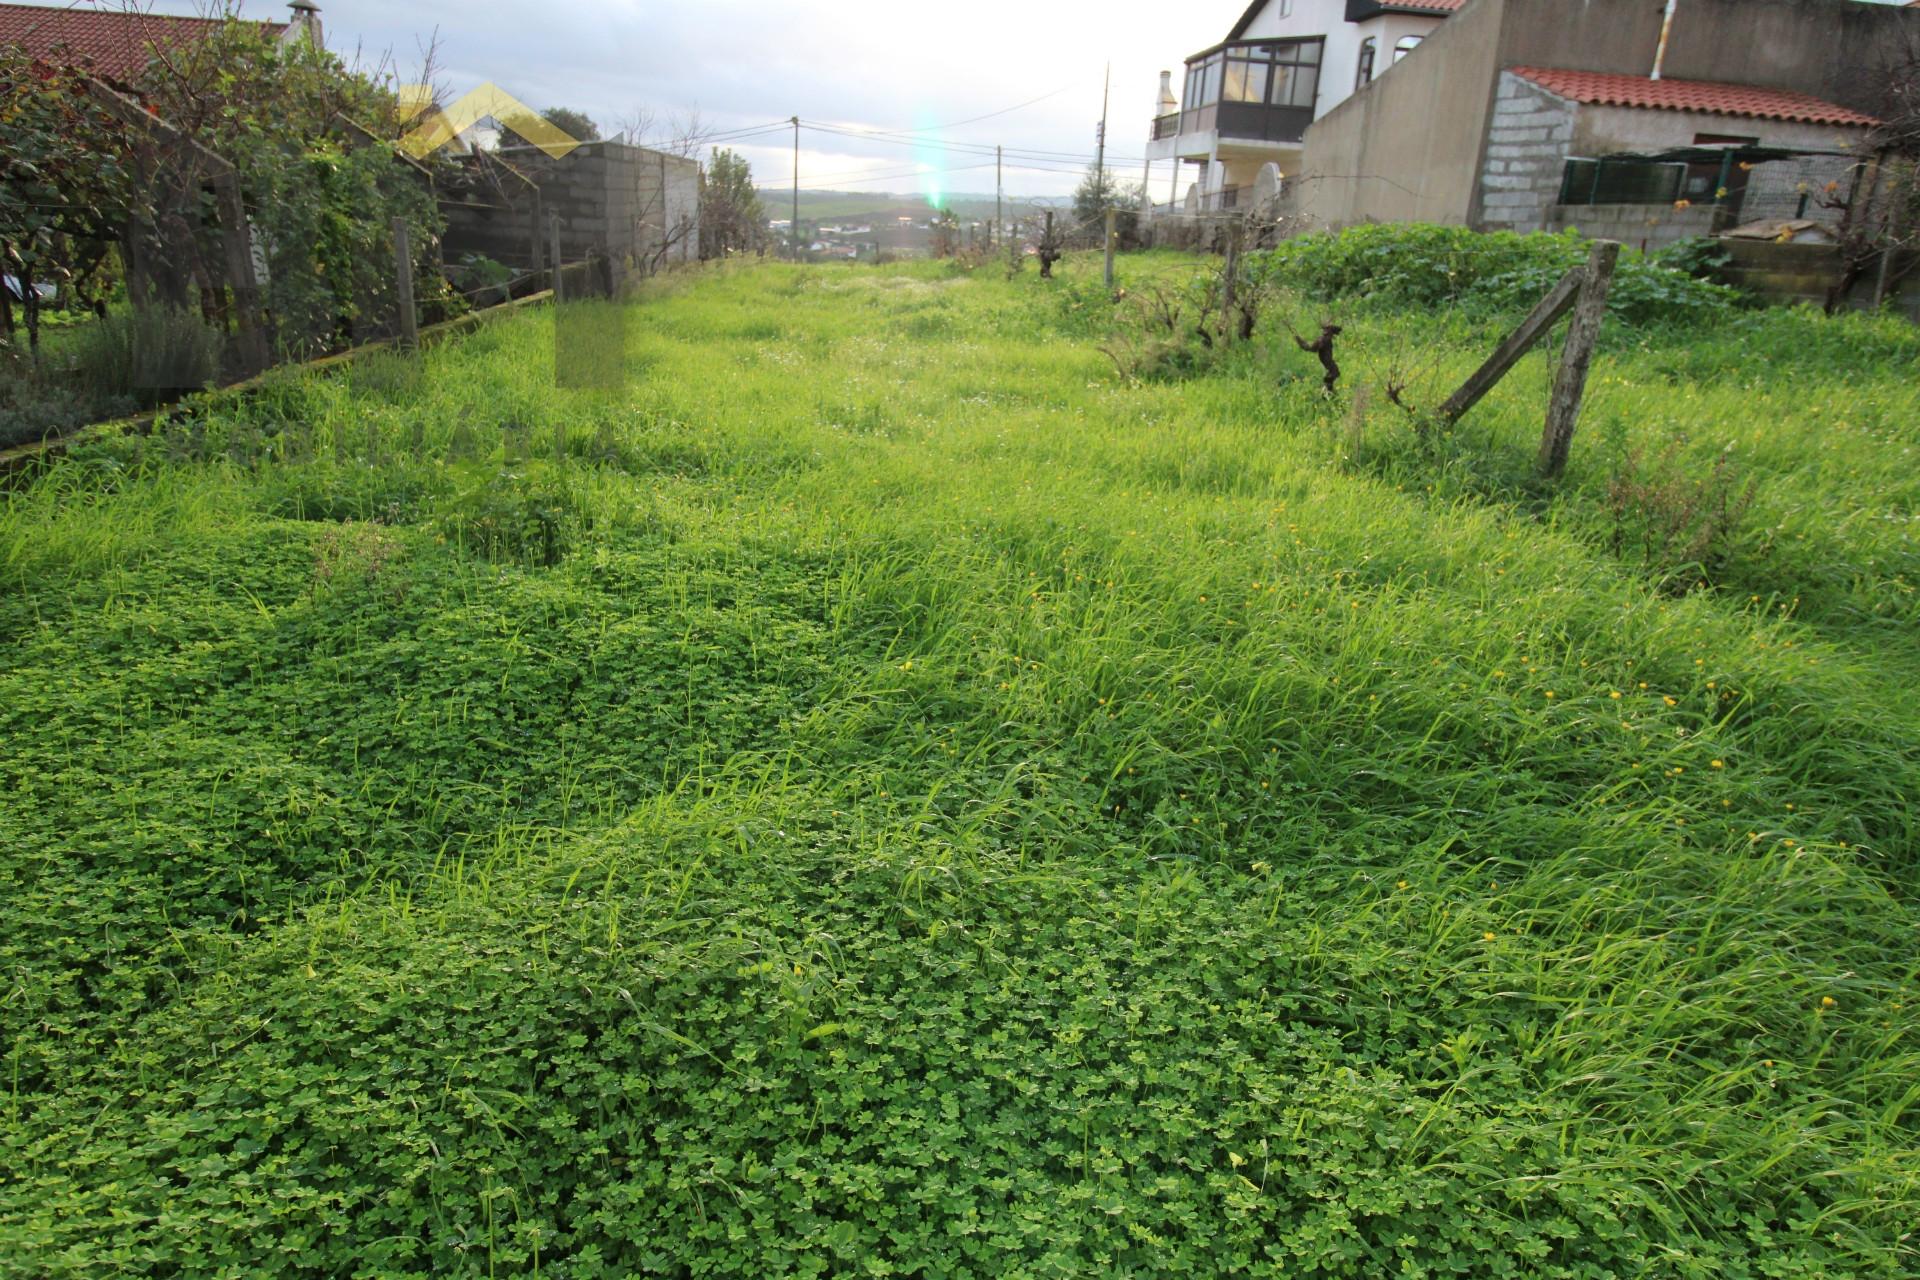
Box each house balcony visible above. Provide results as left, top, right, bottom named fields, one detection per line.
left=1145, top=36, right=1324, bottom=166
left=1147, top=102, right=1316, bottom=162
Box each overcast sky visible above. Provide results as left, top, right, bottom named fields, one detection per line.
left=138, top=0, right=1235, bottom=199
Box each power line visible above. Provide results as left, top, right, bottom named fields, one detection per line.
left=801, top=120, right=1143, bottom=167
left=827, top=85, right=1071, bottom=136
left=784, top=159, right=1000, bottom=188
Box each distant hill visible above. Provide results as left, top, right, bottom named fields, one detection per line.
left=759, top=190, right=1070, bottom=223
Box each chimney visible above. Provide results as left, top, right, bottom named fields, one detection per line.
left=288, top=1, right=323, bottom=49
left=1651, top=0, right=1676, bottom=80
left=1158, top=70, right=1178, bottom=115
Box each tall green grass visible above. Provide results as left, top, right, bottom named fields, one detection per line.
left=0, top=256, right=1914, bottom=1277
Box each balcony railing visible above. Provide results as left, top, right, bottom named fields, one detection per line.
left=1217, top=102, right=1314, bottom=145
left=1149, top=103, right=1315, bottom=147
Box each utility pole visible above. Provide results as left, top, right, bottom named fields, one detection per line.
left=791, top=115, right=801, bottom=262
left=996, top=145, right=1003, bottom=248
left=1095, top=63, right=1110, bottom=199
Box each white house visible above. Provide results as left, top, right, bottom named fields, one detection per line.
left=1143, top=0, right=1461, bottom=213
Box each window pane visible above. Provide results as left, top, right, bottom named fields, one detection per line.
left=1394, top=35, right=1422, bottom=63
left=1269, top=65, right=1291, bottom=106
left=1224, top=61, right=1268, bottom=103
left=1291, top=65, right=1319, bottom=108
left=1298, top=38, right=1323, bottom=69
left=1203, top=59, right=1222, bottom=105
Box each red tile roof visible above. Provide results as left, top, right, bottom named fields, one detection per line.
left=1391, top=0, right=1466, bottom=10
left=0, top=2, right=285, bottom=84
left=1510, top=66, right=1878, bottom=127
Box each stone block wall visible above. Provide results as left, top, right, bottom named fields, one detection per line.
left=1478, top=72, right=1575, bottom=233
left=1544, top=202, right=1719, bottom=253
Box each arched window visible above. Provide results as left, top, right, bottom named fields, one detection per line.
left=1393, top=35, right=1423, bottom=63
left=1355, top=38, right=1376, bottom=90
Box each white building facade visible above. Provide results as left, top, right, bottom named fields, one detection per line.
left=1143, top=0, right=1460, bottom=213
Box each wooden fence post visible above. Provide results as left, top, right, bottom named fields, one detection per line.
left=549, top=213, right=564, bottom=303
left=1104, top=207, right=1117, bottom=290
left=392, top=217, right=418, bottom=352
left=1222, top=222, right=1241, bottom=345
left=531, top=193, right=545, bottom=275
left=1438, top=266, right=1584, bottom=422
left=1538, top=239, right=1620, bottom=480
left=211, top=172, right=269, bottom=376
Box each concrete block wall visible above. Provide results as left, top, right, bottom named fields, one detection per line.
left=1717, top=240, right=1920, bottom=320
left=441, top=142, right=702, bottom=278
left=1478, top=72, right=1575, bottom=233
left=1544, top=202, right=1720, bottom=253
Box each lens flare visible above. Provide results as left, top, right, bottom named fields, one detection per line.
left=914, top=112, right=946, bottom=210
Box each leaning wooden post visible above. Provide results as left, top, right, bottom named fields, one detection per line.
left=1103, top=207, right=1117, bottom=290
left=549, top=213, right=564, bottom=303
left=1438, top=265, right=1584, bottom=422
left=1538, top=239, right=1620, bottom=480
left=392, top=217, right=418, bottom=352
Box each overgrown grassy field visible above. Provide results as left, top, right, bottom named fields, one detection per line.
left=2, top=253, right=1917, bottom=1277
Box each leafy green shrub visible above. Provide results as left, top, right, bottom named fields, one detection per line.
left=1256, top=224, right=1570, bottom=307
left=450, top=253, right=517, bottom=306
left=68, top=306, right=224, bottom=409
left=0, top=375, right=119, bottom=450
left=431, top=462, right=590, bottom=565
left=1469, top=255, right=1743, bottom=326
left=1259, top=224, right=1742, bottom=326
left=1650, top=235, right=1735, bottom=280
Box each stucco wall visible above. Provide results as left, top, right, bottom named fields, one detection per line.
left=1492, top=0, right=1916, bottom=112
left=1291, top=0, right=1914, bottom=232
left=1572, top=105, right=1870, bottom=156
left=1291, top=0, right=1508, bottom=227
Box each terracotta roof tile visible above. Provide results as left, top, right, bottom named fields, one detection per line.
left=1510, top=66, right=1877, bottom=127
left=0, top=2, right=285, bottom=84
